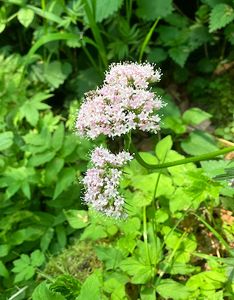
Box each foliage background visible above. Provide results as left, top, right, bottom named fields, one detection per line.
left=0, top=0, right=233, bottom=299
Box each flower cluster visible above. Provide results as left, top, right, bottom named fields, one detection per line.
left=83, top=147, right=133, bottom=218
left=104, top=62, right=162, bottom=89
left=76, top=62, right=163, bottom=139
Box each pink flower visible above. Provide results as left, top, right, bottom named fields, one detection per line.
left=104, top=62, right=161, bottom=89
left=83, top=147, right=133, bottom=218
left=76, top=63, right=164, bottom=139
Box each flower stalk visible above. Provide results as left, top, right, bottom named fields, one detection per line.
left=130, top=143, right=234, bottom=170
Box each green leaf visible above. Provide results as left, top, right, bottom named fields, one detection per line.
left=95, top=0, right=123, bottom=22
left=40, top=228, right=54, bottom=252
left=32, top=281, right=66, bottom=300
left=181, top=131, right=218, bottom=155
left=169, top=46, right=190, bottom=67
left=170, top=188, right=192, bottom=213
left=0, top=131, right=13, bottom=151
left=147, top=48, right=168, bottom=63
left=53, top=168, right=76, bottom=199
left=0, top=245, right=10, bottom=257
left=64, top=210, right=89, bottom=229
left=137, top=0, right=173, bottom=20
left=45, top=157, right=64, bottom=184
left=27, top=4, right=64, bottom=24
left=52, top=123, right=64, bottom=152
left=28, top=151, right=56, bottom=167
left=31, top=250, right=45, bottom=267
left=201, top=160, right=233, bottom=178
left=17, top=8, right=34, bottom=27
left=80, top=224, right=107, bottom=240
left=209, top=4, right=234, bottom=32
left=13, top=263, right=35, bottom=283
left=0, top=261, right=9, bottom=278
left=182, top=107, right=212, bottom=125
left=9, top=227, right=44, bottom=245
left=156, top=279, right=191, bottom=299
left=120, top=257, right=153, bottom=284
left=95, top=246, right=124, bottom=270
left=155, top=135, right=173, bottom=161
left=44, top=61, right=72, bottom=89
left=21, top=182, right=31, bottom=199
left=56, top=225, right=67, bottom=248
left=140, top=287, right=156, bottom=300
left=76, top=271, right=102, bottom=300
left=225, top=23, right=234, bottom=45
left=162, top=116, right=186, bottom=134
left=20, top=101, right=39, bottom=126
left=26, top=33, right=81, bottom=59
left=186, top=270, right=227, bottom=291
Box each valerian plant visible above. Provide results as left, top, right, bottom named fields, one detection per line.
left=31, top=63, right=234, bottom=300
left=75, top=62, right=234, bottom=219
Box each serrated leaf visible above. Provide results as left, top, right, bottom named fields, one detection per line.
left=53, top=168, right=76, bottom=199
left=0, top=131, right=13, bottom=151
left=14, top=265, right=35, bottom=282
left=169, top=47, right=190, bottom=67
left=31, top=250, right=45, bottom=267
left=209, top=4, right=234, bottom=32
left=95, top=246, right=124, bottom=270
left=20, top=101, right=39, bottom=126
left=76, top=272, right=102, bottom=300
left=156, top=279, right=191, bottom=299
left=137, top=0, right=173, bottom=20
left=120, top=258, right=153, bottom=284
left=64, top=210, right=89, bottom=229
left=17, top=8, right=34, bottom=28
left=44, top=61, right=72, bottom=89
left=95, top=0, right=123, bottom=22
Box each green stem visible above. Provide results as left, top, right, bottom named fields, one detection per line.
left=139, top=18, right=160, bottom=62
left=124, top=132, right=132, bottom=151
left=143, top=206, right=151, bottom=265
left=130, top=143, right=234, bottom=170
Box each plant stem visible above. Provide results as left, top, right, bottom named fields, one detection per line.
left=130, top=143, right=234, bottom=170
left=143, top=206, right=151, bottom=265
left=139, top=18, right=160, bottom=62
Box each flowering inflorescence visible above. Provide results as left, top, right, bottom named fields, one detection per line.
left=76, top=62, right=163, bottom=139
left=76, top=62, right=163, bottom=218
left=83, top=147, right=133, bottom=218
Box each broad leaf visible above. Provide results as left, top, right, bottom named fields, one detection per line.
left=181, top=131, right=218, bottom=155
left=17, top=8, right=34, bottom=27
left=137, top=0, right=173, bottom=20
left=155, top=135, right=173, bottom=161
left=0, top=131, right=13, bottom=151
left=156, top=279, right=191, bottom=299
left=182, top=108, right=211, bottom=125
left=53, top=168, right=76, bottom=199
left=76, top=271, right=102, bottom=300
